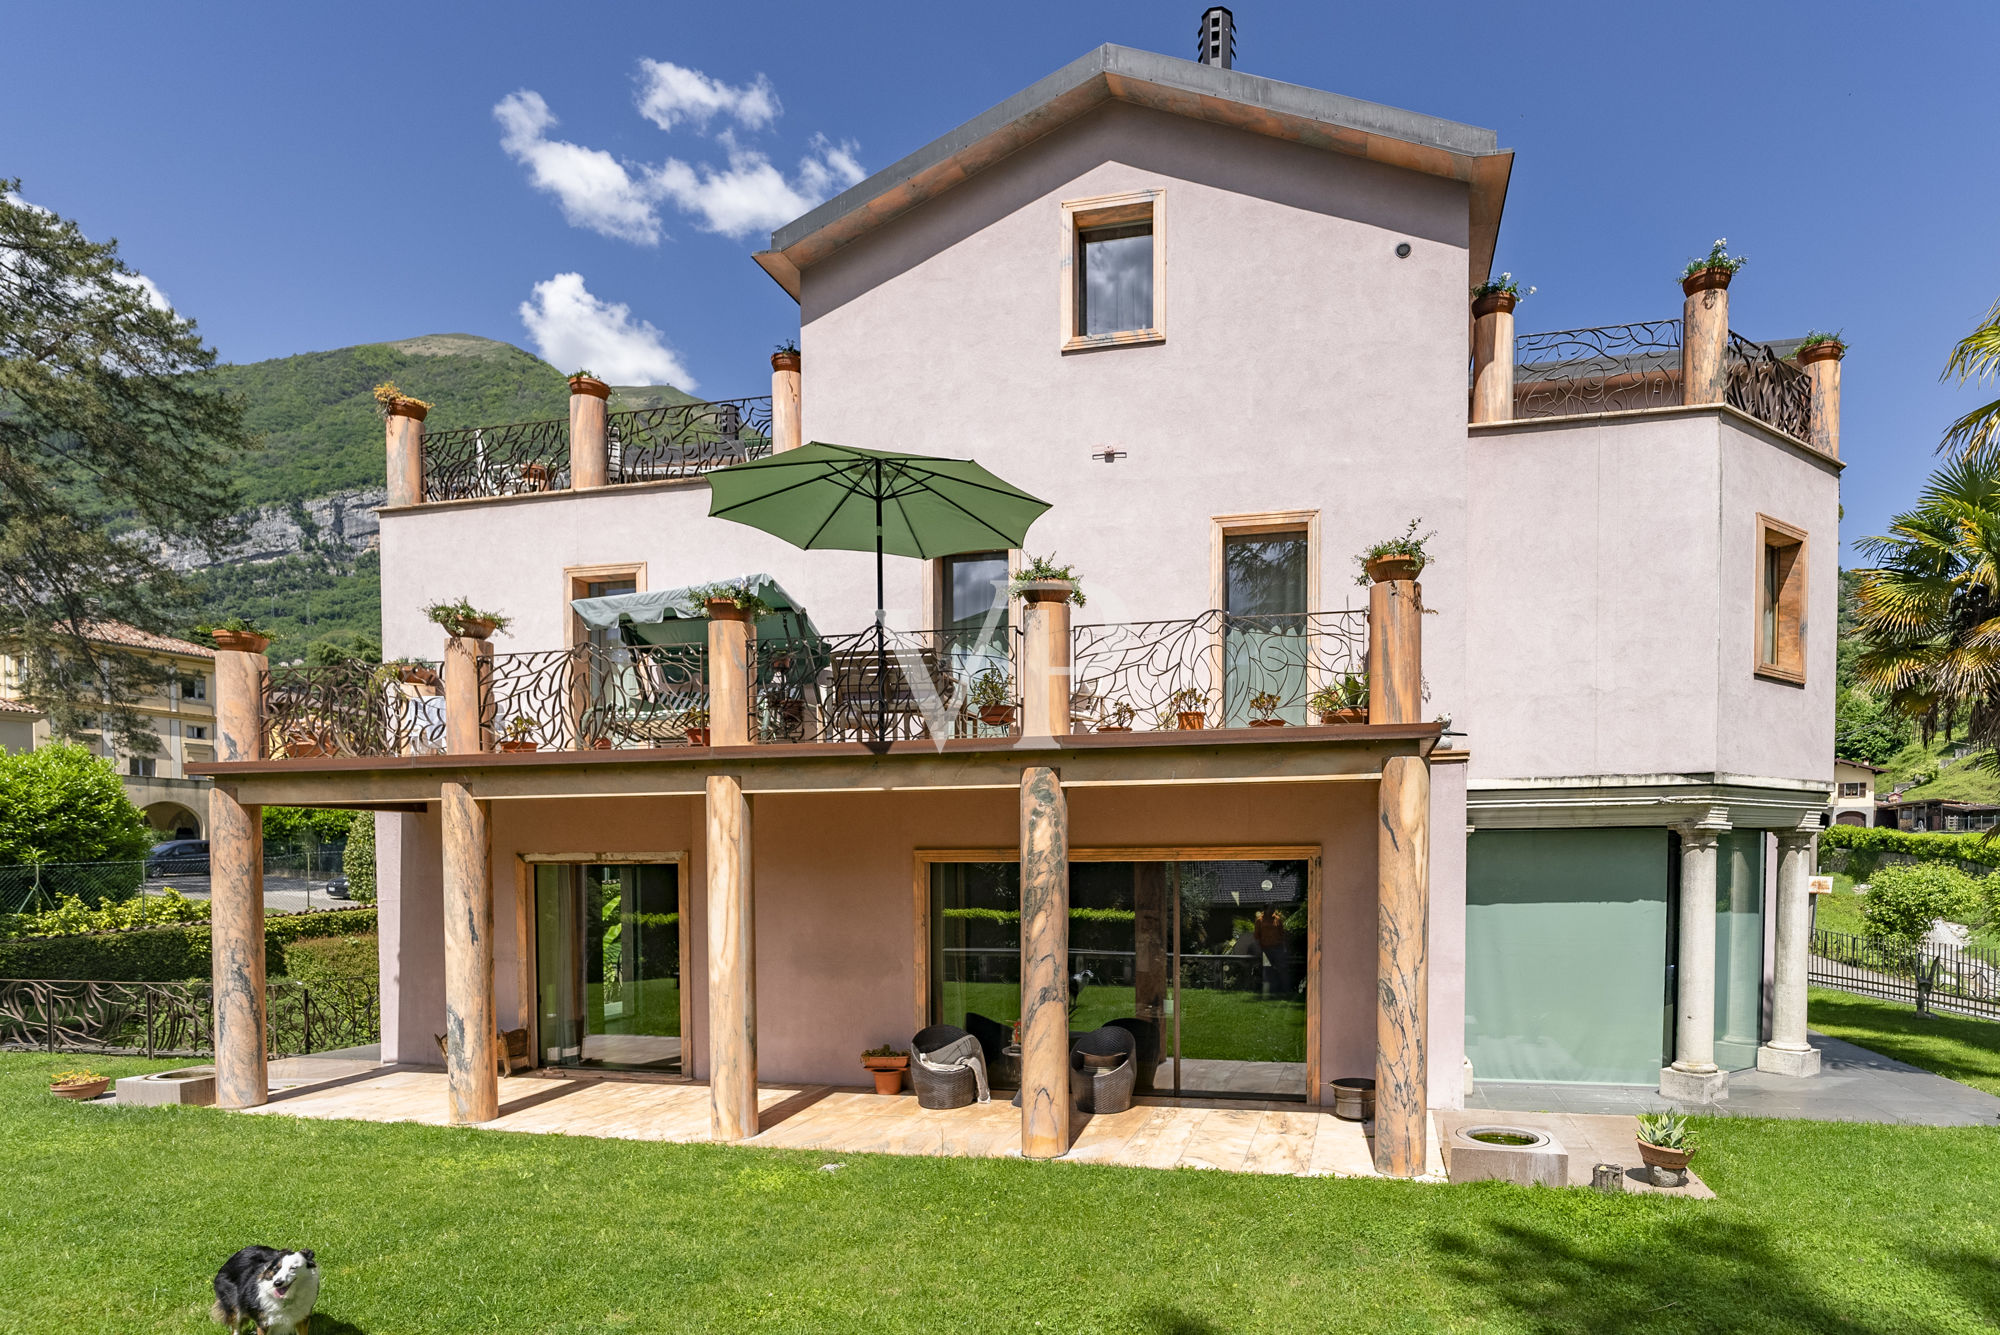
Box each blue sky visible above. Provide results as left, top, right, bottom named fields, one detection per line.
left=4, top=0, right=1996, bottom=560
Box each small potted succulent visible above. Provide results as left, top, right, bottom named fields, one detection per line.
left=1310, top=673, right=1370, bottom=724
left=861, top=1044, right=909, bottom=1095
left=372, top=381, right=432, bottom=422
left=1098, top=700, right=1137, bottom=733
left=1635, top=1111, right=1697, bottom=1186
left=1470, top=272, right=1535, bottom=318
left=772, top=339, right=801, bottom=374
left=692, top=579, right=771, bottom=622
left=49, top=1068, right=111, bottom=1101
left=1248, top=690, right=1286, bottom=727
left=1796, top=330, right=1847, bottom=365
left=970, top=666, right=1016, bottom=727
left=498, top=717, right=539, bottom=753
left=205, top=617, right=272, bottom=655
left=1168, top=686, right=1209, bottom=731
left=423, top=598, right=510, bottom=640
left=1357, top=519, right=1435, bottom=585
left=566, top=367, right=610, bottom=399
left=1009, top=554, right=1087, bottom=606
left=1681, top=238, right=1747, bottom=296
left=682, top=706, right=712, bottom=747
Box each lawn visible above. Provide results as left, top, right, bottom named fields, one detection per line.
left=5, top=1054, right=2000, bottom=1332
left=1810, top=987, right=2000, bottom=1096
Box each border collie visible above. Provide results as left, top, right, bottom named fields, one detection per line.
left=212, top=1246, right=318, bottom=1334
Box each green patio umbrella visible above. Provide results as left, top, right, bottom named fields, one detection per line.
left=705, top=441, right=1051, bottom=738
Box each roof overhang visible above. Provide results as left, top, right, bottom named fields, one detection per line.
left=755, top=44, right=1513, bottom=301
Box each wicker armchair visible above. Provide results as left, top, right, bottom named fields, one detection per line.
left=910, top=1024, right=980, bottom=1110
left=1069, top=1025, right=1138, bottom=1115
left=1106, top=1016, right=1162, bottom=1092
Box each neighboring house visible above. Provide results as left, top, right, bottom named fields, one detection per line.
left=0, top=697, right=42, bottom=756
left=1831, top=759, right=1879, bottom=826
left=189, top=21, right=1839, bottom=1169
left=0, top=620, right=216, bottom=838
left=1882, top=796, right=2000, bottom=834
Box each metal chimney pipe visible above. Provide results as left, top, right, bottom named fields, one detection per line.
left=1197, top=6, right=1235, bottom=68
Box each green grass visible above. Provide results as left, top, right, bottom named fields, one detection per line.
left=1814, top=874, right=1870, bottom=936
left=5, top=1053, right=2000, bottom=1332
left=1810, top=987, right=2000, bottom=1096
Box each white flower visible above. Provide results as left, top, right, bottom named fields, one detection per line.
left=1526, top=286, right=1538, bottom=296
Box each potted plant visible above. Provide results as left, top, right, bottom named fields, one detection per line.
left=1009, top=554, right=1087, bottom=606
left=1635, top=1111, right=1697, bottom=1186
left=1310, top=673, right=1370, bottom=724
left=1470, top=272, right=1535, bottom=318
left=1248, top=690, right=1286, bottom=727
left=772, top=340, right=801, bottom=374
left=567, top=367, right=610, bottom=399
left=861, top=1044, right=909, bottom=1095
left=682, top=706, right=711, bottom=747
left=1356, top=519, right=1435, bottom=585
left=372, top=381, right=432, bottom=422
left=970, top=667, right=1016, bottom=726
left=1168, top=686, right=1209, bottom=730
left=204, top=617, right=273, bottom=655
left=498, top=717, right=538, bottom=753
left=691, top=579, right=772, bottom=622
left=1098, top=700, right=1136, bottom=733
left=1681, top=238, right=1747, bottom=296
left=49, top=1068, right=110, bottom=1101
left=423, top=598, right=510, bottom=640
left=1796, top=330, right=1847, bottom=365
left=382, top=657, right=440, bottom=690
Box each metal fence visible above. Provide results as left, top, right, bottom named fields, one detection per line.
left=1726, top=332, right=1814, bottom=443
left=1513, top=321, right=1684, bottom=419
left=266, top=659, right=445, bottom=759
left=609, top=396, right=773, bottom=482
left=0, top=976, right=378, bottom=1057
left=1070, top=610, right=1369, bottom=731
left=421, top=417, right=570, bottom=502
left=753, top=624, right=1022, bottom=746
left=1810, top=928, right=2000, bottom=1020
left=486, top=642, right=707, bottom=751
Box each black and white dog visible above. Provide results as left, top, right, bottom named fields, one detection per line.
left=212, top=1246, right=319, bottom=1335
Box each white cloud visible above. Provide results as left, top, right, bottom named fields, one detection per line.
left=115, top=270, right=172, bottom=312
left=518, top=273, right=697, bottom=390
left=494, top=90, right=665, bottom=245
left=636, top=60, right=780, bottom=133
left=651, top=134, right=865, bottom=240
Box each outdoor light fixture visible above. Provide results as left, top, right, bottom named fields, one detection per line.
left=1092, top=447, right=1128, bottom=463
left=1395, top=242, right=1412, bottom=258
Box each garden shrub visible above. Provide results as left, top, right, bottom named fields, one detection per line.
left=1819, top=825, right=2000, bottom=882
left=1861, top=863, right=1983, bottom=946
left=342, top=810, right=376, bottom=902
left=278, top=932, right=378, bottom=985
left=0, top=907, right=376, bottom=982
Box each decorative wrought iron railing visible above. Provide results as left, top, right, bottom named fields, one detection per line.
left=1726, top=332, right=1814, bottom=443
left=0, top=976, right=379, bottom=1057
left=265, top=660, right=445, bottom=759
left=483, top=642, right=709, bottom=752
left=1069, top=610, right=1368, bottom=732
left=751, top=625, right=1022, bottom=746
left=1513, top=321, right=1684, bottom=419
left=1810, top=929, right=1999, bottom=1021
left=421, top=418, right=570, bottom=502
left=609, top=396, right=774, bottom=483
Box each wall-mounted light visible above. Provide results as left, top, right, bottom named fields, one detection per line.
left=1092, top=447, right=1128, bottom=464
left=1395, top=242, right=1412, bottom=258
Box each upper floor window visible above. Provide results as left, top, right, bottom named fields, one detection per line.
left=1755, top=515, right=1807, bottom=684
left=1061, top=190, right=1164, bottom=351
left=184, top=724, right=209, bottom=741
left=127, top=756, right=156, bottom=777
left=1838, top=781, right=1866, bottom=798
left=179, top=674, right=207, bottom=702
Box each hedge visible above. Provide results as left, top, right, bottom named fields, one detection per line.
left=1818, top=825, right=2000, bottom=880
left=0, top=907, right=377, bottom=982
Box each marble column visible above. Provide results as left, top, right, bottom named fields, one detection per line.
left=568, top=376, right=610, bottom=488
left=1019, top=764, right=1070, bottom=1159
left=444, top=633, right=494, bottom=755
left=1374, top=752, right=1430, bottom=1178
left=1758, top=829, right=1822, bottom=1077
left=1661, top=820, right=1729, bottom=1102
left=1366, top=577, right=1422, bottom=725
left=1019, top=584, right=1074, bottom=738
left=772, top=351, right=802, bottom=453
left=1469, top=291, right=1517, bottom=424
left=1681, top=271, right=1731, bottom=407
left=707, top=773, right=758, bottom=1141
left=705, top=603, right=755, bottom=747
left=384, top=402, right=426, bottom=507
left=440, top=780, right=497, bottom=1124
left=1800, top=342, right=1843, bottom=458
left=210, top=637, right=269, bottom=1109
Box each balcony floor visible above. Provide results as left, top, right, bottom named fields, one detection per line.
left=233, top=1066, right=1446, bottom=1178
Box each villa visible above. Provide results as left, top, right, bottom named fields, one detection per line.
left=188, top=14, right=1839, bottom=1176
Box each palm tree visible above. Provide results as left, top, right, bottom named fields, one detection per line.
left=1942, top=295, right=2000, bottom=462
left=1852, top=454, right=2000, bottom=748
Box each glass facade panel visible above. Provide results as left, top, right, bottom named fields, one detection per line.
left=1714, top=830, right=1767, bottom=1071
left=1222, top=532, right=1309, bottom=726
left=534, top=862, right=682, bottom=1072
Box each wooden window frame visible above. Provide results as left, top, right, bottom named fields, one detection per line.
left=1060, top=189, right=1166, bottom=353
left=564, top=562, right=648, bottom=649
left=1754, top=515, right=1807, bottom=685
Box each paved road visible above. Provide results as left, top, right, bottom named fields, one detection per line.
left=142, top=876, right=364, bottom=916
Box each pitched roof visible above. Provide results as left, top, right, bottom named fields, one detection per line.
left=65, top=620, right=215, bottom=660
left=755, top=43, right=1513, bottom=298
left=0, top=697, right=42, bottom=716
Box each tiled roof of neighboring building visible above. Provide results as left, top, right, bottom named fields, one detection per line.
left=0, top=697, right=42, bottom=716
left=63, top=620, right=215, bottom=660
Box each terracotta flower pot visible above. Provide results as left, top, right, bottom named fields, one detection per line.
left=1017, top=580, right=1079, bottom=605
left=1098, top=724, right=1133, bottom=733
left=685, top=727, right=711, bottom=747
left=1798, top=341, right=1845, bottom=365
left=385, top=399, right=429, bottom=422
left=284, top=736, right=327, bottom=759
left=568, top=375, right=611, bottom=399
left=861, top=1054, right=908, bottom=1095
left=1681, top=267, right=1733, bottom=297
left=453, top=617, right=499, bottom=641
left=591, top=738, right=613, bottom=750
left=497, top=739, right=538, bottom=753
left=50, top=1078, right=110, bottom=1101
left=979, top=704, right=1017, bottom=727
left=1364, top=554, right=1422, bottom=584
left=211, top=630, right=270, bottom=654
left=1318, top=707, right=1368, bottom=725
left=1249, top=718, right=1287, bottom=728
left=396, top=666, right=439, bottom=687
left=1176, top=711, right=1207, bottom=730
left=704, top=599, right=750, bottom=622
left=1471, top=290, right=1518, bottom=318
left=1636, top=1140, right=1694, bottom=1174
left=771, top=350, right=801, bottom=373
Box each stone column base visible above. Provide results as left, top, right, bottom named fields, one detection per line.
left=1756, top=1043, right=1821, bottom=1078
left=1658, top=1065, right=1729, bottom=1103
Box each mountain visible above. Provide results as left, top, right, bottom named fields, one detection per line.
left=175, top=334, right=697, bottom=663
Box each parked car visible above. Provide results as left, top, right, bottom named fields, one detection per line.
left=326, top=875, right=351, bottom=900
left=145, top=839, right=209, bottom=878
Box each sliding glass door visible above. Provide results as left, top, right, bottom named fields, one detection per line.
left=534, top=862, right=684, bottom=1072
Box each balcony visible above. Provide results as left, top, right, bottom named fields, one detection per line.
left=1508, top=321, right=1814, bottom=441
